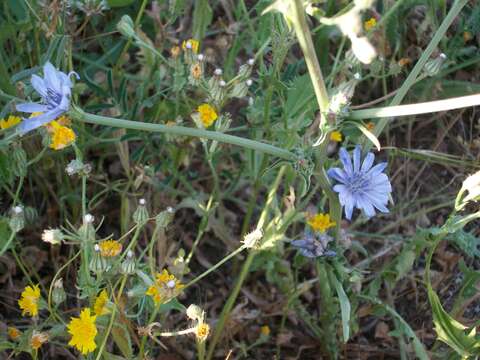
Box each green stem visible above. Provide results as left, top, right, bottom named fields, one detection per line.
left=290, top=0, right=330, bottom=114
left=316, top=261, right=337, bottom=359
left=362, top=0, right=469, bottom=149
left=205, top=166, right=287, bottom=360
left=68, top=107, right=296, bottom=161
left=350, top=93, right=480, bottom=120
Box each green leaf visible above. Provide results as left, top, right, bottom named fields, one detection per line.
left=328, top=269, right=351, bottom=342
left=107, top=0, right=135, bottom=7
left=428, top=285, right=480, bottom=357
left=111, top=322, right=133, bottom=359
left=394, top=249, right=416, bottom=281
left=192, top=0, right=213, bottom=41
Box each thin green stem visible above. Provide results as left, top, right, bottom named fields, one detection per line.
left=362, top=0, right=469, bottom=149
left=68, top=108, right=296, bottom=161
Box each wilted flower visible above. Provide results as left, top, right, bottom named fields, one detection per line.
left=30, top=331, right=49, bottom=350
left=16, top=62, right=78, bottom=134
left=8, top=327, right=21, bottom=340
left=67, top=308, right=97, bottom=355
left=195, top=322, right=210, bottom=342
left=307, top=213, right=336, bottom=233
left=328, top=146, right=392, bottom=220
left=291, top=231, right=336, bottom=258
left=0, top=115, right=21, bottom=130
left=98, top=240, right=122, bottom=257
left=350, top=35, right=377, bottom=64
left=41, top=228, right=64, bottom=245
left=18, top=284, right=41, bottom=317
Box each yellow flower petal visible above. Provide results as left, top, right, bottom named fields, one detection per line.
left=18, top=284, right=41, bottom=317
left=307, top=213, right=336, bottom=233
left=67, top=308, right=97, bottom=355
left=197, top=104, right=218, bottom=128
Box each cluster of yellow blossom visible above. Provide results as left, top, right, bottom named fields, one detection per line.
left=197, top=104, right=218, bottom=128
left=307, top=213, right=336, bottom=233
left=146, top=269, right=184, bottom=305
left=98, top=240, right=122, bottom=257
left=18, top=284, right=41, bottom=317
left=364, top=17, right=377, bottom=31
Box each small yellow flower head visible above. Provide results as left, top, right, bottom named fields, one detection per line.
left=260, top=325, right=271, bottom=336
left=366, top=122, right=375, bottom=131
left=8, top=327, right=21, bottom=340
left=30, top=331, right=49, bottom=350
left=67, top=308, right=97, bottom=355
left=18, top=284, right=41, bottom=317
left=146, top=269, right=184, bottom=304
left=146, top=284, right=162, bottom=304
left=182, top=39, right=199, bottom=54
left=197, top=104, right=218, bottom=128
left=49, top=121, right=76, bottom=150
left=191, top=63, right=202, bottom=79
left=364, top=17, right=377, bottom=31
left=307, top=213, right=336, bottom=233
left=195, top=323, right=210, bottom=342
left=171, top=46, right=181, bottom=58
left=93, top=289, right=110, bottom=316
left=464, top=31, right=473, bottom=42
left=98, top=240, right=122, bottom=257
left=330, top=131, right=342, bottom=142
left=0, top=115, right=21, bottom=130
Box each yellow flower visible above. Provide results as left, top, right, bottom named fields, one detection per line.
left=93, top=289, right=110, bottom=316
left=8, top=327, right=21, bottom=340
left=0, top=115, right=21, bottom=130
left=398, top=58, right=411, bottom=67
left=182, top=39, right=199, bottom=53
left=67, top=308, right=97, bottom=355
left=98, top=240, right=122, bottom=257
left=30, top=331, right=49, bottom=350
left=464, top=31, right=473, bottom=42
left=18, top=284, right=41, bottom=317
left=364, top=17, right=377, bottom=31
left=197, top=104, right=218, bottom=128
left=307, top=213, right=336, bottom=233
left=49, top=121, right=76, bottom=150
left=146, top=269, right=184, bottom=304
left=260, top=325, right=270, bottom=336
left=195, top=323, right=210, bottom=342
left=146, top=284, right=162, bottom=304
left=330, top=131, right=342, bottom=142
left=171, top=46, right=181, bottom=58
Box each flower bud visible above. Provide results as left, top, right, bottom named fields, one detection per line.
left=424, top=53, right=447, bottom=77
left=9, top=205, right=25, bottom=233
left=155, top=207, right=175, bottom=229
left=133, top=198, right=149, bottom=225
left=117, top=15, right=135, bottom=38
left=89, top=244, right=108, bottom=274
left=230, top=81, right=248, bottom=98
left=121, top=250, right=136, bottom=275
left=52, top=278, right=66, bottom=305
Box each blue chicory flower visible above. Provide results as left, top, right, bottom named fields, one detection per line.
left=327, top=145, right=392, bottom=220
left=16, top=62, right=78, bottom=134
left=291, top=231, right=336, bottom=258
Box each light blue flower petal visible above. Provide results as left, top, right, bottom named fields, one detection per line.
left=31, top=75, right=48, bottom=98
left=16, top=103, right=49, bottom=113
left=353, top=145, right=362, bottom=172
left=328, top=168, right=347, bottom=183
left=43, top=62, right=61, bottom=92
left=368, top=162, right=388, bottom=176
left=361, top=152, right=375, bottom=172
left=339, top=148, right=353, bottom=175
left=18, top=108, right=64, bottom=134
left=344, top=199, right=354, bottom=220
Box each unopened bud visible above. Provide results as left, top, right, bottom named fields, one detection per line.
left=155, top=208, right=175, bottom=228
left=133, top=199, right=149, bottom=225
left=52, top=278, right=66, bottom=305
left=247, top=58, right=254, bottom=66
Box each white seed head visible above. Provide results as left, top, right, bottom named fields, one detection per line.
left=167, top=206, right=174, bottom=213
left=94, top=244, right=100, bottom=252
left=197, top=54, right=204, bottom=61
left=243, top=228, right=263, bottom=248
left=84, top=214, right=94, bottom=224
left=139, top=198, right=146, bottom=206
left=66, top=165, right=74, bottom=175
left=41, top=228, right=63, bottom=245
left=166, top=280, right=176, bottom=289
left=354, top=73, right=361, bottom=80
left=12, top=206, right=23, bottom=214
left=127, top=250, right=133, bottom=258
left=246, top=79, right=253, bottom=86
left=214, top=68, right=223, bottom=76
left=440, top=53, right=447, bottom=59
left=247, top=58, right=255, bottom=66
left=219, top=80, right=226, bottom=87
